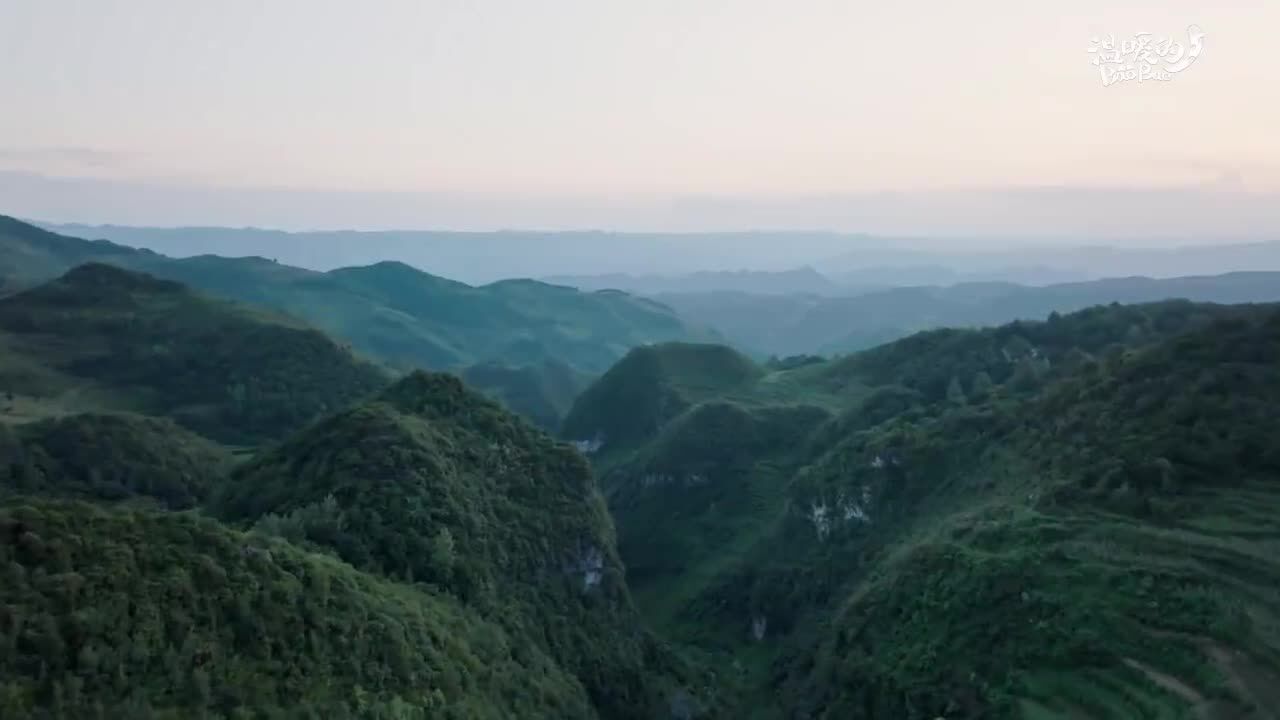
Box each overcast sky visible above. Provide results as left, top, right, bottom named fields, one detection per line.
left=2, top=0, right=1278, bottom=235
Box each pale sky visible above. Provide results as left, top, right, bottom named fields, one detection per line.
left=2, top=0, right=1279, bottom=233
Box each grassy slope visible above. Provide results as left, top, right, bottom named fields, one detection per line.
left=585, top=301, right=1280, bottom=719
left=0, top=498, right=596, bottom=719
left=0, top=263, right=389, bottom=444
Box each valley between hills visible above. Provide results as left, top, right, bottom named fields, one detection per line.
left=2, top=216, right=1280, bottom=719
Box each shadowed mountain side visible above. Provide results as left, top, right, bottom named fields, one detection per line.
left=0, top=263, right=389, bottom=444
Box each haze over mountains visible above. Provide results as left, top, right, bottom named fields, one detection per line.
left=6, top=0, right=1280, bottom=716
left=38, top=219, right=1280, bottom=285
left=31, top=216, right=1280, bottom=364
left=4, top=211, right=1280, bottom=718
left=1, top=215, right=718, bottom=429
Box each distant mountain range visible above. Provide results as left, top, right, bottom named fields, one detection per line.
left=543, top=266, right=846, bottom=296
left=39, top=220, right=1280, bottom=287
left=4, top=216, right=718, bottom=374
left=0, top=215, right=720, bottom=428
left=654, top=272, right=1280, bottom=357
left=6, top=208, right=1280, bottom=717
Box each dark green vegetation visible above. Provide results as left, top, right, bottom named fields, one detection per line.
left=460, top=359, right=591, bottom=432
left=0, top=298, right=704, bottom=718
left=570, top=301, right=1280, bottom=719
left=0, top=226, right=716, bottom=716
left=0, top=413, right=231, bottom=508
left=655, top=272, right=1280, bottom=358
left=1, top=216, right=716, bottom=377
left=214, top=371, right=702, bottom=719
left=7, top=208, right=1280, bottom=718
left=0, top=263, right=387, bottom=444
left=562, top=343, right=766, bottom=451
left=0, top=499, right=598, bottom=719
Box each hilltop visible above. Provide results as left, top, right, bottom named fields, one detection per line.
left=561, top=343, right=764, bottom=453
left=0, top=263, right=388, bottom=444
left=575, top=300, right=1280, bottom=718
left=214, top=370, right=707, bottom=719
left=0, top=215, right=157, bottom=294
left=0, top=216, right=717, bottom=376
left=0, top=331, right=712, bottom=717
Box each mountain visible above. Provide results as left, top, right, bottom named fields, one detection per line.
left=0, top=498, right=600, bottom=718
left=569, top=300, right=1280, bottom=718
left=38, top=222, right=880, bottom=283
left=460, top=359, right=592, bottom=431
left=213, top=371, right=706, bottom=718
left=561, top=343, right=765, bottom=452
left=543, top=267, right=844, bottom=296
left=0, top=263, right=388, bottom=444
left=0, top=215, right=158, bottom=294
left=656, top=271, right=1280, bottom=358
left=0, top=332, right=710, bottom=717
left=2, top=216, right=716, bottom=376
left=38, top=220, right=1280, bottom=285
left=0, top=412, right=231, bottom=509
left=817, top=239, right=1280, bottom=281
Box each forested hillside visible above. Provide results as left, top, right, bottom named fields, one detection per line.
left=0, top=263, right=388, bottom=444
left=213, top=371, right=702, bottom=719
left=570, top=301, right=1280, bottom=718
left=0, top=273, right=711, bottom=717
left=5, top=209, right=1280, bottom=719
left=0, top=216, right=716, bottom=377
left=0, top=412, right=231, bottom=508
left=0, top=499, right=599, bottom=719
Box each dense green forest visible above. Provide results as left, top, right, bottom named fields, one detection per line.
left=2, top=211, right=1279, bottom=719
left=0, top=413, right=231, bottom=508
left=0, top=271, right=707, bottom=717
left=213, top=370, right=702, bottom=719
left=0, top=499, right=600, bottom=719
left=0, top=263, right=388, bottom=444
left=569, top=301, right=1280, bottom=718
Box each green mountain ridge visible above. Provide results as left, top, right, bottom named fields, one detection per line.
left=561, top=343, right=765, bottom=452
left=212, top=370, right=705, bottom=719
left=655, top=271, right=1280, bottom=358
left=0, top=215, right=717, bottom=379
left=572, top=300, right=1280, bottom=718
left=7, top=210, right=1280, bottom=719
left=0, top=262, right=388, bottom=444
left=0, top=291, right=712, bottom=717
